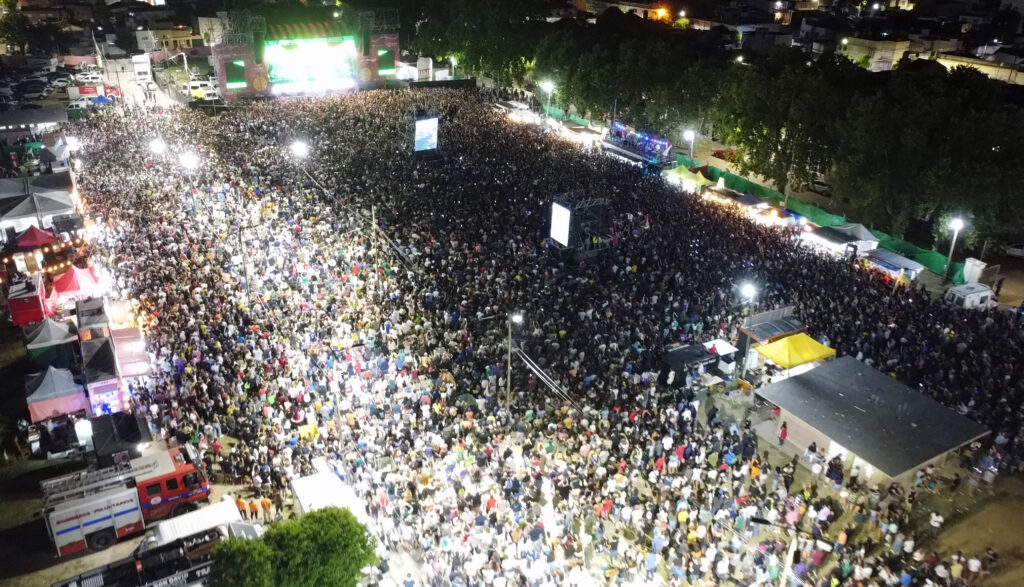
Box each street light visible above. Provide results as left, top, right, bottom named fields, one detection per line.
left=944, top=217, right=965, bottom=282
left=149, top=137, right=166, bottom=155
left=682, top=129, right=695, bottom=163
left=290, top=140, right=309, bottom=158
left=679, top=9, right=686, bottom=17
left=842, top=37, right=849, bottom=46
left=450, top=56, right=457, bottom=79
left=740, top=282, right=757, bottom=301
left=508, top=313, right=523, bottom=405
left=735, top=55, right=744, bottom=63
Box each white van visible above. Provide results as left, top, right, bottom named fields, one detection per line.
left=75, top=72, right=102, bottom=84
left=180, top=80, right=212, bottom=96
left=944, top=283, right=998, bottom=310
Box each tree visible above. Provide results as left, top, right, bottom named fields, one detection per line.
left=712, top=50, right=846, bottom=195
left=0, top=12, right=30, bottom=54
left=208, top=536, right=274, bottom=587
left=210, top=507, right=378, bottom=587
left=263, top=507, right=377, bottom=587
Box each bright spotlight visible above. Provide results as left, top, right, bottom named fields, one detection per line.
left=511, top=313, right=524, bottom=324
left=149, top=137, right=166, bottom=154
left=539, top=80, right=554, bottom=94
left=949, top=217, right=964, bottom=232
left=683, top=129, right=695, bottom=142
left=179, top=152, right=199, bottom=169
left=740, top=283, right=757, bottom=299
left=65, top=136, right=81, bottom=152
left=290, top=140, right=309, bottom=158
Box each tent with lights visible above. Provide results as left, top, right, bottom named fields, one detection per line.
left=8, top=274, right=55, bottom=326
left=755, top=333, right=836, bottom=369
left=15, top=225, right=57, bottom=248
left=53, top=264, right=103, bottom=301
left=664, top=165, right=714, bottom=190
left=24, top=318, right=77, bottom=369
left=25, top=365, right=88, bottom=423
left=802, top=223, right=879, bottom=257
left=82, top=337, right=125, bottom=416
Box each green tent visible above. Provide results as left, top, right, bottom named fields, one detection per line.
left=664, top=165, right=713, bottom=188
left=24, top=318, right=78, bottom=370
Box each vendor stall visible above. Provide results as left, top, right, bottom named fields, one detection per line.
left=754, top=332, right=836, bottom=377
left=82, top=337, right=124, bottom=416
left=24, top=318, right=77, bottom=369
left=801, top=223, right=879, bottom=257
left=8, top=275, right=55, bottom=326
left=53, top=264, right=103, bottom=302
left=26, top=366, right=88, bottom=423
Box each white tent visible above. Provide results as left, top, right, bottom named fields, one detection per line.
left=801, top=223, right=879, bottom=256
left=25, top=366, right=88, bottom=423
left=290, top=471, right=372, bottom=527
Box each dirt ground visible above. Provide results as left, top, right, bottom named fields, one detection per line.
left=933, top=478, right=1024, bottom=587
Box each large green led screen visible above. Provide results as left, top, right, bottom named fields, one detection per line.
left=264, top=37, right=358, bottom=92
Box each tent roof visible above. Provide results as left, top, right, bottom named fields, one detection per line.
left=24, top=318, right=76, bottom=349
left=756, top=356, right=989, bottom=478
left=76, top=296, right=109, bottom=329
left=26, top=365, right=83, bottom=402
left=664, top=165, right=713, bottom=186
left=832, top=223, right=878, bottom=241
left=0, top=192, right=75, bottom=221
left=755, top=333, right=835, bottom=368
left=54, top=264, right=102, bottom=297
left=864, top=248, right=925, bottom=272
left=16, top=225, right=57, bottom=247
left=82, top=337, right=119, bottom=383
left=661, top=343, right=717, bottom=371
left=0, top=108, right=67, bottom=129
left=8, top=274, right=45, bottom=301
left=741, top=316, right=805, bottom=342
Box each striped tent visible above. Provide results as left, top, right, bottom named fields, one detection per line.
left=265, top=22, right=350, bottom=41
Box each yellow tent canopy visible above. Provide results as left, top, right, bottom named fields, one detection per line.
left=664, top=165, right=713, bottom=187
left=754, top=333, right=836, bottom=369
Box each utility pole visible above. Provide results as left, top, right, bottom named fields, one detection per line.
left=506, top=316, right=513, bottom=406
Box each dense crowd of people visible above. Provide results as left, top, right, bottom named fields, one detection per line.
left=60, top=88, right=1022, bottom=586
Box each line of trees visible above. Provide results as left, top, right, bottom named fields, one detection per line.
left=414, top=0, right=1024, bottom=246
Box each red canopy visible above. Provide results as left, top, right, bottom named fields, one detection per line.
left=16, top=225, right=57, bottom=248
left=53, top=264, right=102, bottom=299
left=8, top=276, right=55, bottom=326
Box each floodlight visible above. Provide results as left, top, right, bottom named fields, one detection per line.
left=740, top=283, right=757, bottom=299
left=290, top=140, right=309, bottom=158
left=539, top=80, right=554, bottom=94
left=511, top=313, right=523, bottom=324
left=683, top=130, right=695, bottom=142
left=949, top=217, right=964, bottom=232
left=179, top=152, right=199, bottom=169
left=149, top=137, right=166, bottom=154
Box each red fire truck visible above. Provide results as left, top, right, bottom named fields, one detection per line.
left=42, top=446, right=210, bottom=557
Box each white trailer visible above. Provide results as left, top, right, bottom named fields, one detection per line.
left=43, top=466, right=145, bottom=556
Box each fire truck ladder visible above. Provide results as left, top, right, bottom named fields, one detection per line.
left=41, top=466, right=135, bottom=507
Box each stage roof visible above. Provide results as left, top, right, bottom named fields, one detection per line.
left=264, top=21, right=351, bottom=41
left=756, top=356, right=989, bottom=478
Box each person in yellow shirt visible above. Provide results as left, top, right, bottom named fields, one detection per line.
left=248, top=498, right=259, bottom=520
left=236, top=496, right=248, bottom=520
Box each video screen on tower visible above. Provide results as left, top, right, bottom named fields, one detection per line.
left=414, top=118, right=439, bottom=152
left=551, top=202, right=571, bottom=247
left=264, top=37, right=357, bottom=92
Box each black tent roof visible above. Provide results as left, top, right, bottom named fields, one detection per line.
left=661, top=343, right=717, bottom=371
left=82, top=338, right=119, bottom=383
left=756, top=356, right=989, bottom=478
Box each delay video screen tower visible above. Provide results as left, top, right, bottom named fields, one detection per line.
left=549, top=192, right=611, bottom=260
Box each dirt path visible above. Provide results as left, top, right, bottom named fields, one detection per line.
left=933, top=483, right=1024, bottom=587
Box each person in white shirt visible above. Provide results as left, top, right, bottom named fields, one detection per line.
left=930, top=511, right=944, bottom=528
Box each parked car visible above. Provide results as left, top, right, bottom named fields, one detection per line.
left=66, top=99, right=91, bottom=112
left=20, top=90, right=47, bottom=100
left=1004, top=243, right=1024, bottom=259
left=808, top=179, right=833, bottom=197
left=18, top=103, right=43, bottom=110
left=75, top=73, right=102, bottom=84
left=50, top=78, right=70, bottom=88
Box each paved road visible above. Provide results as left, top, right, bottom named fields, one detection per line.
left=101, top=59, right=178, bottom=110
